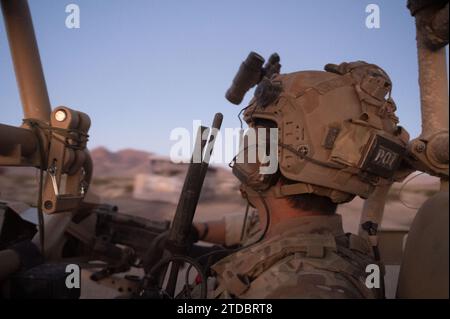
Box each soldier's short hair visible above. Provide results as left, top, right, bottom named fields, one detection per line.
left=279, top=176, right=337, bottom=215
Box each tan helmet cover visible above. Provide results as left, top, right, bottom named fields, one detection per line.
left=240, top=61, right=410, bottom=203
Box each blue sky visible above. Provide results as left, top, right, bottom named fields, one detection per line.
left=0, top=0, right=445, bottom=158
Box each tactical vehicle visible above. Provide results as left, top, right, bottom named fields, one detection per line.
left=0, top=0, right=448, bottom=299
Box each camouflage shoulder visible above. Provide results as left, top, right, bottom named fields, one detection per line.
left=240, top=254, right=372, bottom=299
left=212, top=233, right=379, bottom=299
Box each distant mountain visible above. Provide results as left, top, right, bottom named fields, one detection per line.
left=1, top=147, right=154, bottom=178
left=90, top=147, right=153, bottom=177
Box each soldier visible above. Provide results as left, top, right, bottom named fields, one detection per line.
left=193, top=60, right=410, bottom=299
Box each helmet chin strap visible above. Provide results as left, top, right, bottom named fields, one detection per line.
left=240, top=183, right=272, bottom=243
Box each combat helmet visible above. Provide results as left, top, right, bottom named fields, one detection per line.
left=228, top=54, right=410, bottom=203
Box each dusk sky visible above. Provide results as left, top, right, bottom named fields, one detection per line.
left=1, top=1, right=447, bottom=162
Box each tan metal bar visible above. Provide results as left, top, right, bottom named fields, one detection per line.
left=1, top=0, right=51, bottom=121
left=416, top=37, right=449, bottom=140
left=0, top=123, right=37, bottom=157
left=406, top=1, right=449, bottom=188
left=413, top=5, right=449, bottom=186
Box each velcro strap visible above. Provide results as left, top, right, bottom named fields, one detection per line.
left=274, top=183, right=314, bottom=197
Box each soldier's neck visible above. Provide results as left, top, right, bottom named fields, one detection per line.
left=258, top=197, right=325, bottom=237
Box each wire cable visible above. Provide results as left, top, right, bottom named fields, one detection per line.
left=398, top=171, right=427, bottom=210
left=178, top=186, right=273, bottom=297
left=147, top=255, right=208, bottom=299
left=240, top=203, right=250, bottom=242
left=237, top=103, right=252, bottom=129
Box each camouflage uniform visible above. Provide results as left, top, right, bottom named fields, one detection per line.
left=211, top=214, right=382, bottom=299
